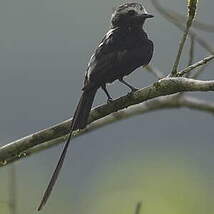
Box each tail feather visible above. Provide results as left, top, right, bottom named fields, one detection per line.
left=72, top=88, right=98, bottom=130
left=37, top=88, right=98, bottom=211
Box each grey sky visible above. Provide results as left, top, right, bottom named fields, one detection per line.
left=0, top=1, right=213, bottom=213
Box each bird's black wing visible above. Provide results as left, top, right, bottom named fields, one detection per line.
left=84, top=27, right=127, bottom=87
left=84, top=28, right=153, bottom=88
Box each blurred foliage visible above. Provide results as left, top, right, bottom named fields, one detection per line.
left=83, top=152, right=212, bottom=214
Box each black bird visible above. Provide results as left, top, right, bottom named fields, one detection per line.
left=38, top=2, right=154, bottom=211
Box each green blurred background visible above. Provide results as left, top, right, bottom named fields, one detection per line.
left=0, top=0, right=213, bottom=213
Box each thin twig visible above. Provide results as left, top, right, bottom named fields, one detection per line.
left=177, top=35, right=196, bottom=96
left=171, top=26, right=191, bottom=76
left=151, top=0, right=214, bottom=55
left=177, top=55, right=214, bottom=77
left=171, top=0, right=198, bottom=76
left=192, top=63, right=208, bottom=79
left=165, top=8, right=214, bottom=32
left=188, top=35, right=195, bottom=67
left=134, top=201, right=142, bottom=214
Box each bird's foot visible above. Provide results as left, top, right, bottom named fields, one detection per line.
left=107, top=98, right=113, bottom=104
left=127, top=88, right=138, bottom=96
left=129, top=87, right=138, bottom=94
left=131, top=87, right=138, bottom=93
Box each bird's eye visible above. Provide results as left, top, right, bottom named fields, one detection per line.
left=128, top=10, right=136, bottom=16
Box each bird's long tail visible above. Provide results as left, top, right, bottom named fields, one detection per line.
left=38, top=88, right=98, bottom=211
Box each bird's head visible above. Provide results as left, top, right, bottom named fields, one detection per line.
left=111, top=2, right=154, bottom=28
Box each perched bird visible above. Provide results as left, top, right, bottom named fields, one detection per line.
left=38, top=2, right=154, bottom=211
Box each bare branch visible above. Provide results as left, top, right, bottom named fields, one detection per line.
left=1, top=77, right=214, bottom=166
left=192, top=63, right=208, bottom=79
left=171, top=0, right=198, bottom=76
left=177, top=55, right=214, bottom=76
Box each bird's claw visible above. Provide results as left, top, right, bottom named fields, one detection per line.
left=131, top=88, right=138, bottom=93
left=127, top=88, right=138, bottom=96
left=107, top=98, right=113, bottom=104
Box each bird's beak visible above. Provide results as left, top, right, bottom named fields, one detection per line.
left=141, top=13, right=154, bottom=19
